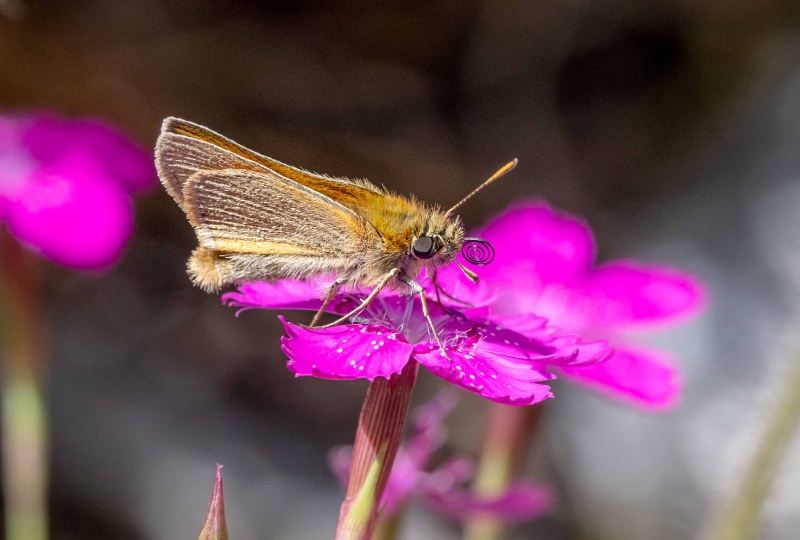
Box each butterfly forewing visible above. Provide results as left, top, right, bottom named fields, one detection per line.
left=157, top=132, right=267, bottom=206
left=157, top=118, right=384, bottom=211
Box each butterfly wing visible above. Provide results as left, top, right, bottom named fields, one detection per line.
left=156, top=117, right=384, bottom=209
left=182, top=169, right=377, bottom=259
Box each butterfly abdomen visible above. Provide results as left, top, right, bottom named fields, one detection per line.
left=188, top=247, right=231, bottom=292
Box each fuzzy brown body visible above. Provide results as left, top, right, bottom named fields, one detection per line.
left=155, top=118, right=464, bottom=292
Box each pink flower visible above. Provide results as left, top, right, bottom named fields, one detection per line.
left=223, top=280, right=610, bottom=406
left=329, top=392, right=553, bottom=522
left=437, top=201, right=707, bottom=411
left=0, top=113, right=156, bottom=270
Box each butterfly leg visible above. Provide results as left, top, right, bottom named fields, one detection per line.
left=398, top=274, right=453, bottom=362
left=310, top=269, right=399, bottom=329
left=310, top=280, right=343, bottom=327
left=417, top=290, right=454, bottom=363
left=430, top=272, right=470, bottom=321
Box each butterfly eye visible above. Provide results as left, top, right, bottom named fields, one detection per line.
left=412, top=236, right=436, bottom=259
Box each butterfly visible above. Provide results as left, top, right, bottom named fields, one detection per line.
left=155, top=117, right=514, bottom=354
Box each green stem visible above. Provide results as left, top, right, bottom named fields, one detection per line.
left=334, top=360, right=418, bottom=540
left=463, top=403, right=542, bottom=540
left=0, top=233, right=48, bottom=540
left=371, top=509, right=403, bottom=540
left=704, top=337, right=800, bottom=540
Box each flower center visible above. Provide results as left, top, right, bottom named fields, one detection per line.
left=351, top=294, right=444, bottom=345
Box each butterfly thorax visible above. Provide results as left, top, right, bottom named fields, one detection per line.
left=353, top=192, right=464, bottom=286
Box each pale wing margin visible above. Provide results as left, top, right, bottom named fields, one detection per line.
left=182, top=169, right=378, bottom=258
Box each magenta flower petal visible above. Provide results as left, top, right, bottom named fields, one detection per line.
left=559, top=345, right=682, bottom=411
left=22, top=115, right=156, bottom=194
left=412, top=322, right=559, bottom=406
left=432, top=264, right=502, bottom=310
left=546, top=335, right=614, bottom=366
left=414, top=348, right=554, bottom=405
left=280, top=317, right=413, bottom=381
left=224, top=279, right=337, bottom=313
left=419, top=479, right=554, bottom=523
left=477, top=312, right=612, bottom=365
left=466, top=311, right=555, bottom=341
left=222, top=280, right=379, bottom=318
left=0, top=194, right=9, bottom=220
left=582, top=260, right=708, bottom=330
left=435, top=201, right=599, bottom=313
left=476, top=200, right=596, bottom=286
left=6, top=156, right=133, bottom=270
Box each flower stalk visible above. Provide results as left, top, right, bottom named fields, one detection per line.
left=0, top=233, right=48, bottom=540
left=464, top=403, right=542, bottom=540
left=335, top=360, right=419, bottom=540
left=704, top=333, right=800, bottom=540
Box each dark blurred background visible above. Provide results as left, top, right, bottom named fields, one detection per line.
left=2, top=1, right=800, bottom=539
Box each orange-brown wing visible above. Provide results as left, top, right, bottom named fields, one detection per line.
left=156, top=117, right=384, bottom=210
left=182, top=169, right=378, bottom=258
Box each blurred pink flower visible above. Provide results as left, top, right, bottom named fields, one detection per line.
left=0, top=113, right=156, bottom=269
left=437, top=201, right=708, bottom=411
left=329, top=392, right=553, bottom=522
left=223, top=281, right=610, bottom=406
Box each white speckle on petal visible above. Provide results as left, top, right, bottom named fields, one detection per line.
left=371, top=340, right=376, bottom=345
left=359, top=366, right=364, bottom=370
left=374, top=345, right=379, bottom=350
left=379, top=341, right=384, bottom=346
left=336, top=348, right=343, bottom=353
left=491, top=374, right=497, bottom=378
left=366, top=352, right=371, bottom=357
left=504, top=340, right=510, bottom=344
left=469, top=374, right=475, bottom=380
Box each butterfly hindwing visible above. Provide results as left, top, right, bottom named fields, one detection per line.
left=182, top=169, right=378, bottom=259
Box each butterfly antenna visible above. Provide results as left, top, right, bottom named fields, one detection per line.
left=445, top=159, right=518, bottom=216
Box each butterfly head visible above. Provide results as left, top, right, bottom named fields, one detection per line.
left=402, top=211, right=465, bottom=277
